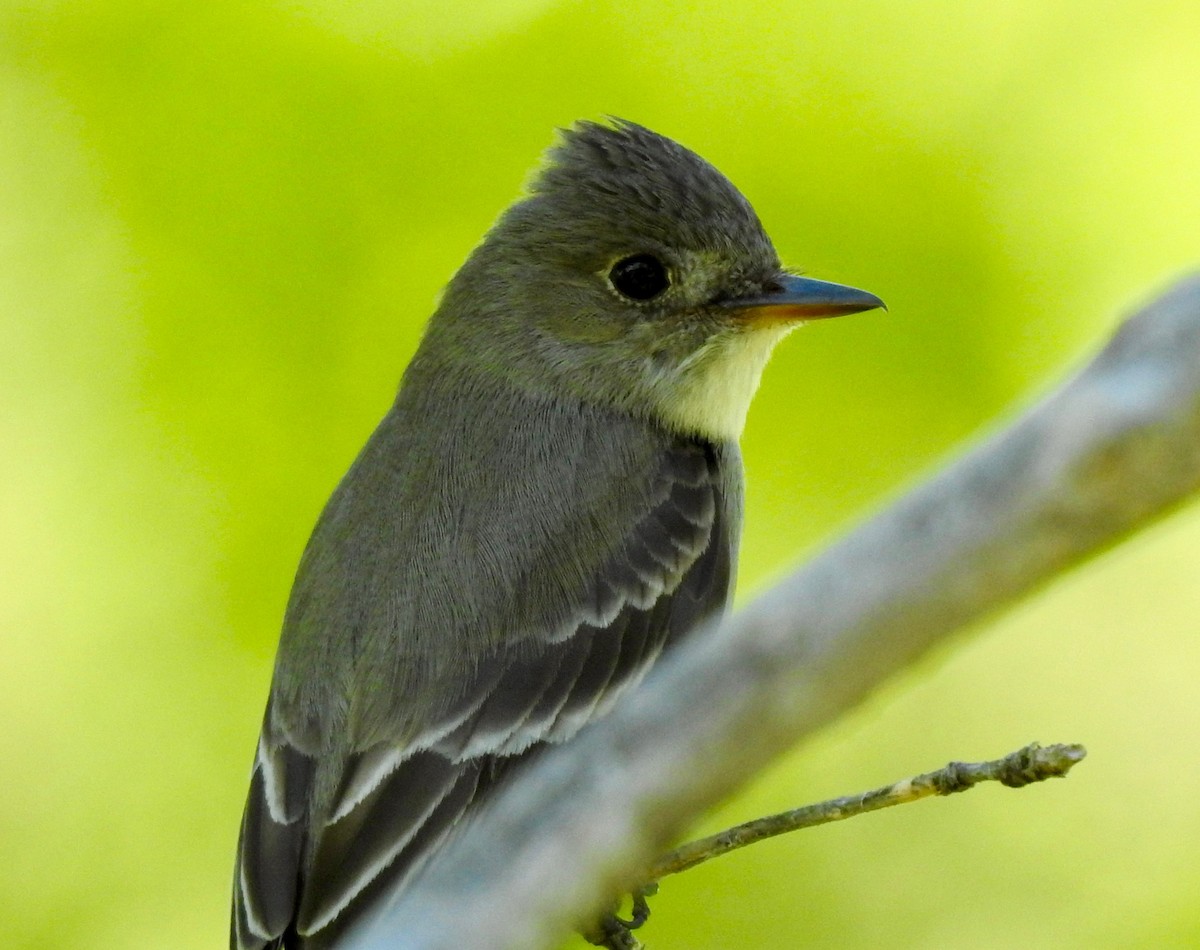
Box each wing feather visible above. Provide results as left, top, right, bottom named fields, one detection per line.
left=297, top=751, right=464, bottom=934
left=232, top=721, right=313, bottom=949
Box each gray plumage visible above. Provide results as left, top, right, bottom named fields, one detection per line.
left=231, top=119, right=881, bottom=949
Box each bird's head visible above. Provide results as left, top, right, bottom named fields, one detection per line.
left=425, top=119, right=883, bottom=441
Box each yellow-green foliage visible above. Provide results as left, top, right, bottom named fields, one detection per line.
left=2, top=2, right=1198, bottom=947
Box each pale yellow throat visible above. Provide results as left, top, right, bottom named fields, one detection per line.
left=659, top=323, right=797, bottom=442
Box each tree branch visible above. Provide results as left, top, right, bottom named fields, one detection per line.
left=348, top=275, right=1200, bottom=950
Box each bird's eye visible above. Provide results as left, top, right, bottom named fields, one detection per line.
left=608, top=254, right=670, bottom=301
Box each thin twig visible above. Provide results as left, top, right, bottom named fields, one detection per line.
left=588, top=741, right=1087, bottom=949
left=648, top=741, right=1086, bottom=881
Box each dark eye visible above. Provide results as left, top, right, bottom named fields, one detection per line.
left=609, top=254, right=670, bottom=301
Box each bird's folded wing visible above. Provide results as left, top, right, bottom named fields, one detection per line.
left=233, top=434, right=739, bottom=949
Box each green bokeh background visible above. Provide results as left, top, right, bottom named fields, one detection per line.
left=3, top=2, right=1199, bottom=947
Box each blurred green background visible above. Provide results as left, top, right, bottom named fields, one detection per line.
left=2, top=1, right=1199, bottom=947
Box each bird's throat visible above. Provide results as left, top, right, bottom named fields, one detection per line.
left=656, top=324, right=796, bottom=442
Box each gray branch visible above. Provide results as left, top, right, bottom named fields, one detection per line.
left=350, top=275, right=1200, bottom=950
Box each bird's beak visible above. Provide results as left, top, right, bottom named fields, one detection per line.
left=721, top=274, right=886, bottom=323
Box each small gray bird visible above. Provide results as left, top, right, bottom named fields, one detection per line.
left=231, top=119, right=882, bottom=949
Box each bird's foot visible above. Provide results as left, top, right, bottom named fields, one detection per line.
left=584, top=883, right=658, bottom=950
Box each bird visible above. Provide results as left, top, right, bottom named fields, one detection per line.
left=231, top=118, right=883, bottom=949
